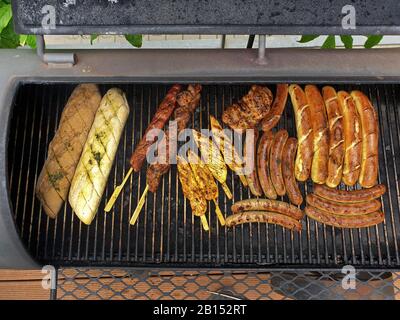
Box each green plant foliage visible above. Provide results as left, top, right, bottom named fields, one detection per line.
left=124, top=34, right=142, bottom=48
left=321, top=35, right=336, bottom=49
left=364, top=35, right=384, bottom=49
left=297, top=35, right=383, bottom=49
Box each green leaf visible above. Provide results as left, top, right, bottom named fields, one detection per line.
left=340, top=35, right=353, bottom=49
left=0, top=4, right=12, bottom=33
left=364, top=35, right=383, bottom=49
left=124, top=34, right=142, bottom=48
left=297, top=35, right=319, bottom=43
left=0, top=19, right=20, bottom=48
left=90, top=34, right=98, bottom=45
left=19, top=34, right=27, bottom=46
left=321, top=35, right=336, bottom=49
left=25, top=35, right=36, bottom=49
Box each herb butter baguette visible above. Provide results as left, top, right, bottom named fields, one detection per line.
left=69, top=88, right=130, bottom=225
left=36, top=84, right=102, bottom=218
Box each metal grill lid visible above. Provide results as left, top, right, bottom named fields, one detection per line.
left=12, top=0, right=400, bottom=35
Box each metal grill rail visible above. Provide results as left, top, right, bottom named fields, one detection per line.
left=7, top=83, right=400, bottom=268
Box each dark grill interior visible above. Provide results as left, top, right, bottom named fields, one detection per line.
left=7, top=83, right=400, bottom=268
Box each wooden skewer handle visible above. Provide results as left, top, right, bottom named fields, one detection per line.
left=200, top=215, right=209, bottom=231
left=130, top=184, right=149, bottom=225
left=221, top=182, right=233, bottom=199
left=105, top=167, right=133, bottom=212
left=213, top=199, right=226, bottom=226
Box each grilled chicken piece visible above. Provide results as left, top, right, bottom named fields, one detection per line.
left=222, top=85, right=273, bottom=130
left=192, top=130, right=232, bottom=199
left=36, top=84, right=102, bottom=218
left=69, top=88, right=130, bottom=225
left=177, top=155, right=207, bottom=218
left=209, top=115, right=247, bottom=186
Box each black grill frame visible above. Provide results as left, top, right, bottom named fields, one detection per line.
left=7, top=82, right=400, bottom=269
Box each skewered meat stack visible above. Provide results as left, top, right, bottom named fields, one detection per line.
left=177, top=155, right=209, bottom=231
left=130, top=85, right=202, bottom=225
left=192, top=130, right=233, bottom=199
left=187, top=150, right=226, bottom=226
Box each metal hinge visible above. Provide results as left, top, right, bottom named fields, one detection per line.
left=36, top=35, right=76, bottom=67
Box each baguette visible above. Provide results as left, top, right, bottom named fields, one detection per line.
left=351, top=90, right=379, bottom=188
left=69, top=88, right=130, bottom=225
left=337, top=91, right=362, bottom=186
left=305, top=85, right=329, bottom=184
left=322, top=86, right=344, bottom=188
left=36, top=84, right=101, bottom=218
left=288, top=84, right=313, bottom=181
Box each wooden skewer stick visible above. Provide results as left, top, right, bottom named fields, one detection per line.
left=105, top=167, right=133, bottom=212
left=238, top=174, right=248, bottom=187
left=221, top=182, right=233, bottom=199
left=200, top=215, right=209, bottom=231
left=213, top=199, right=226, bottom=226
left=130, top=184, right=149, bottom=225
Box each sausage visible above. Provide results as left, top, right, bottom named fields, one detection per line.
left=36, top=84, right=101, bottom=218
left=257, top=131, right=277, bottom=199
left=261, top=84, right=289, bottom=131
left=231, top=199, right=304, bottom=220
left=130, top=84, right=182, bottom=172
left=351, top=90, right=379, bottom=188
left=69, top=88, right=130, bottom=225
left=306, top=194, right=381, bottom=216
left=244, top=130, right=263, bottom=196
left=288, top=84, right=313, bottom=181
left=282, top=137, right=303, bottom=205
left=313, top=184, right=386, bottom=203
left=337, top=91, right=362, bottom=186
left=322, top=86, right=345, bottom=188
left=305, top=206, right=384, bottom=228
left=305, top=85, right=329, bottom=184
left=270, top=129, right=288, bottom=196
left=226, top=211, right=302, bottom=231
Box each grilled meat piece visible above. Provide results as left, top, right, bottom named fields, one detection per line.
left=222, top=85, right=273, bottom=130
left=147, top=84, right=202, bottom=193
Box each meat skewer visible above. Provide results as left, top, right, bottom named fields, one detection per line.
left=177, top=155, right=209, bottom=231
left=192, top=130, right=233, bottom=199
left=209, top=115, right=248, bottom=187
left=105, top=84, right=182, bottom=212
left=129, top=85, right=202, bottom=225
left=187, top=150, right=226, bottom=226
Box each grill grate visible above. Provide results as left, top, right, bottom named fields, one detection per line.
left=7, top=83, right=400, bottom=268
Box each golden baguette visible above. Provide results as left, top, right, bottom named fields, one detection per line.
left=337, top=91, right=362, bottom=186
left=288, top=84, right=313, bottom=181
left=351, top=90, right=379, bottom=188
left=305, top=85, right=329, bottom=184
left=322, top=86, right=344, bottom=188
left=69, top=88, right=130, bottom=225
left=36, top=84, right=101, bottom=218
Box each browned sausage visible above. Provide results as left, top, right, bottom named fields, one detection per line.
left=351, top=90, right=379, bottom=188
left=313, top=184, right=386, bottom=203
left=226, top=211, right=302, bottom=231
left=244, top=130, right=263, bottom=196
left=282, top=137, right=303, bottom=205
left=257, top=131, right=277, bottom=199
left=305, top=206, right=384, bottom=228
left=270, top=129, right=288, bottom=196
left=306, top=194, right=381, bottom=216
left=305, top=85, right=329, bottom=184
left=288, top=84, right=313, bottom=181
left=261, top=84, right=289, bottom=131
left=231, top=199, right=304, bottom=220
left=337, top=91, right=362, bottom=186
left=322, top=86, right=345, bottom=188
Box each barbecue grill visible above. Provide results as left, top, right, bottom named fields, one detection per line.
left=1, top=0, right=400, bottom=299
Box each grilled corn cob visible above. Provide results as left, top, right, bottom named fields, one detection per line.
left=69, top=88, right=130, bottom=225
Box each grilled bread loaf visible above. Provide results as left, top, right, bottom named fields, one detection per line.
left=288, top=84, right=313, bottom=181
left=351, top=91, right=379, bottom=188
left=36, top=84, right=101, bottom=218
left=322, top=86, right=344, bottom=188
left=305, top=85, right=329, bottom=184
left=337, top=91, right=362, bottom=186
left=69, top=88, right=130, bottom=225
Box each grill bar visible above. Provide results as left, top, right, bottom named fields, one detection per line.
left=7, top=83, right=400, bottom=268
